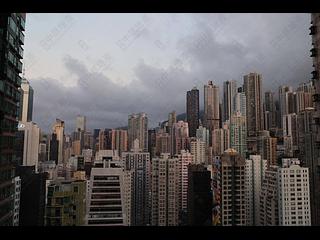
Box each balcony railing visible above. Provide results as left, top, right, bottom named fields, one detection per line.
left=311, top=70, right=319, bottom=80
left=19, top=32, right=24, bottom=45
left=309, top=26, right=317, bottom=35
left=310, top=48, right=317, bottom=57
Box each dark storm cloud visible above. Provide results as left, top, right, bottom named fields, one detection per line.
left=31, top=14, right=313, bottom=133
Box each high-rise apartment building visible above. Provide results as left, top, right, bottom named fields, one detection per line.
left=186, top=87, right=199, bottom=138
left=128, top=113, right=148, bottom=152
left=46, top=180, right=86, bottom=226
left=264, top=91, right=276, bottom=130
left=155, top=129, right=171, bottom=156
left=151, top=153, right=179, bottom=226
left=223, top=80, right=237, bottom=122
left=259, top=159, right=311, bottom=226
left=18, top=78, right=33, bottom=122
left=187, top=164, right=212, bottom=226
left=196, top=125, right=210, bottom=147
left=49, top=133, right=59, bottom=164
left=230, top=112, right=247, bottom=158
left=215, top=149, right=247, bottom=226
left=75, top=115, right=86, bottom=132
left=245, top=155, right=267, bottom=226
left=86, top=160, right=131, bottom=226
left=190, top=139, right=206, bottom=165
left=16, top=165, right=46, bottom=226
left=0, top=13, right=26, bottom=226
left=309, top=13, right=320, bottom=225
left=278, top=159, right=311, bottom=226
left=177, top=150, right=193, bottom=225
left=52, top=119, right=65, bottom=165
left=257, top=131, right=277, bottom=167
left=171, top=121, right=189, bottom=156
left=168, top=111, right=177, bottom=135
left=259, top=165, right=279, bottom=226
left=17, top=121, right=40, bottom=172
left=234, top=87, right=247, bottom=117
left=295, top=82, right=315, bottom=114
left=13, top=176, right=21, bottom=226
left=212, top=122, right=230, bottom=156
left=283, top=113, right=299, bottom=154
left=243, top=72, right=263, bottom=137
left=279, top=85, right=295, bottom=128
left=204, top=81, right=220, bottom=131
left=122, top=144, right=151, bottom=226
left=110, top=129, right=128, bottom=156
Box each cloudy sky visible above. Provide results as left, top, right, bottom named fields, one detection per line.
left=23, top=13, right=313, bottom=133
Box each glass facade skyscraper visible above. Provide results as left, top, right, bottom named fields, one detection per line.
left=0, top=13, right=25, bottom=226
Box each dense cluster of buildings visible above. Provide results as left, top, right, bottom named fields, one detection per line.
left=0, top=13, right=320, bottom=226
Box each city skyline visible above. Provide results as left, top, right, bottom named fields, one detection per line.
left=1, top=12, right=319, bottom=227
left=23, top=13, right=312, bottom=132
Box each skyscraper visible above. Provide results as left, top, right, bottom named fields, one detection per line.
left=16, top=165, right=46, bottom=226
left=278, top=85, right=294, bottom=128
left=110, top=129, right=128, bottom=156
left=298, top=107, right=320, bottom=225
left=128, top=113, right=148, bottom=152
left=234, top=87, right=247, bottom=117
left=245, top=155, right=267, bottom=226
left=278, top=159, right=311, bottom=226
left=230, top=112, right=247, bottom=158
left=155, top=129, right=171, bottom=156
left=86, top=157, right=132, bottom=226
left=243, top=72, right=263, bottom=137
left=264, top=91, right=276, bottom=130
left=151, top=153, right=179, bottom=226
left=186, top=87, right=199, bottom=137
left=17, top=121, right=40, bottom=172
left=171, top=121, right=189, bottom=156
left=49, top=133, right=59, bottom=164
left=122, top=143, right=151, bottom=226
left=223, top=80, right=237, bottom=122
left=75, top=115, right=86, bottom=132
left=0, top=13, right=26, bottom=226
left=52, top=119, right=65, bottom=165
left=190, top=139, right=206, bottom=165
left=177, top=150, right=193, bottom=225
left=282, top=113, right=299, bottom=155
left=204, top=81, right=220, bottom=132
left=212, top=122, right=230, bottom=156
left=187, top=164, right=212, bottom=226
left=309, top=13, right=320, bottom=225
left=257, top=131, right=277, bottom=167
left=19, top=78, right=33, bottom=122
left=215, top=149, right=247, bottom=226
left=259, top=165, right=279, bottom=226
left=196, top=125, right=210, bottom=147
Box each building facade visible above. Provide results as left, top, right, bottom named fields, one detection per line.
left=151, top=153, right=179, bottom=226
left=204, top=81, right=220, bottom=131
left=128, top=113, right=148, bottom=152
left=243, top=72, right=263, bottom=137
left=0, top=13, right=26, bottom=226
left=186, top=87, right=199, bottom=138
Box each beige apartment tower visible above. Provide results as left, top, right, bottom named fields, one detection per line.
left=204, top=81, right=220, bottom=132
left=243, top=73, right=263, bottom=137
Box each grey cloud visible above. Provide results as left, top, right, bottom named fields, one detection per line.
left=31, top=14, right=313, bottom=134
